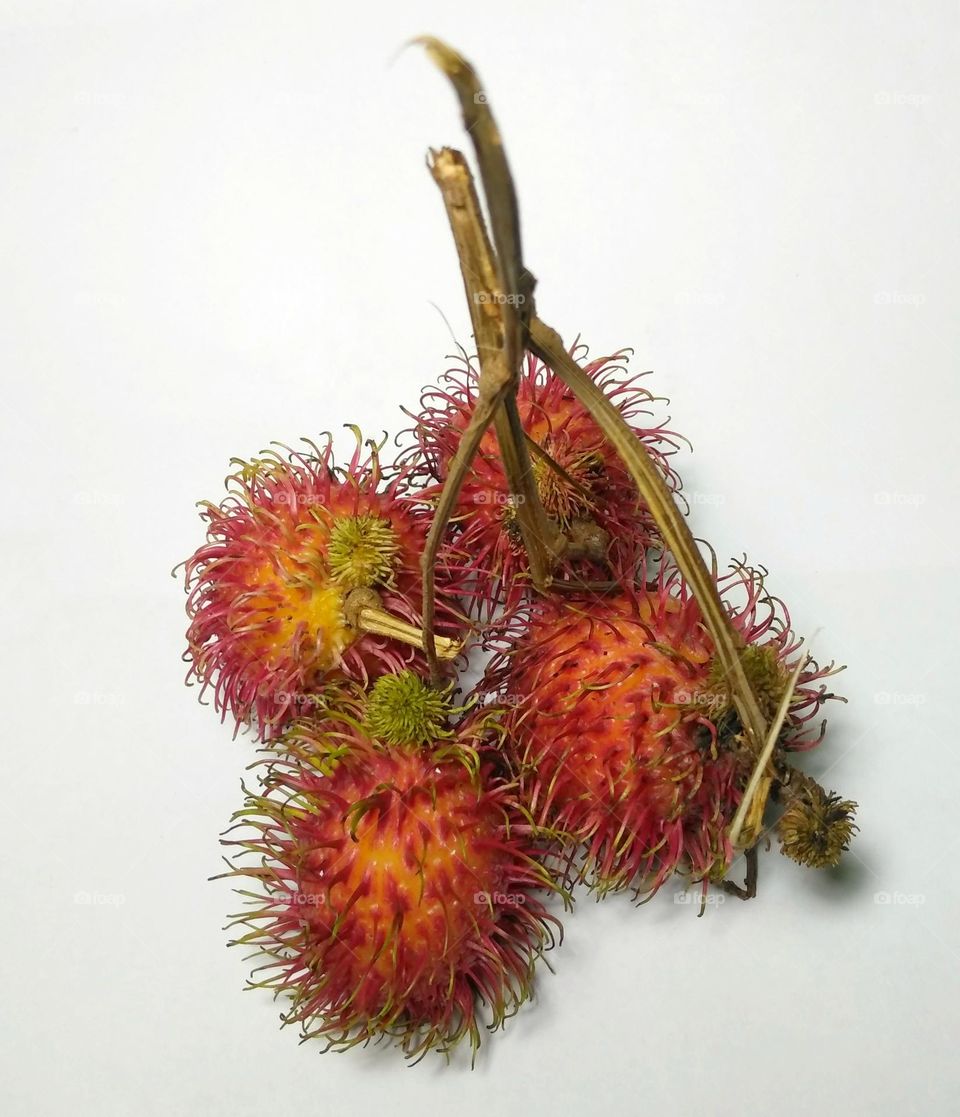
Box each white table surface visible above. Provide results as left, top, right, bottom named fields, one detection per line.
left=2, top=2, right=957, bottom=1114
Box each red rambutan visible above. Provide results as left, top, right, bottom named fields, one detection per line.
left=180, top=435, right=464, bottom=739
left=399, top=344, right=685, bottom=617
left=486, top=561, right=842, bottom=895
left=220, top=675, right=563, bottom=1061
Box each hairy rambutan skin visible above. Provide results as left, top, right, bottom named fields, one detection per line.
left=221, top=704, right=562, bottom=1061
left=180, top=436, right=463, bottom=740
left=487, top=561, right=843, bottom=895
left=398, top=344, right=686, bottom=617
left=493, top=588, right=714, bottom=893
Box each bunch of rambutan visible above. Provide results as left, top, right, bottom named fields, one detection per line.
left=178, top=428, right=567, bottom=1061
left=173, top=31, right=864, bottom=1065
left=178, top=336, right=856, bottom=1062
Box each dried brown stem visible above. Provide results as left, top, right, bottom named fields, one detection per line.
left=728, top=646, right=810, bottom=849
left=422, top=147, right=566, bottom=680
left=343, top=588, right=460, bottom=660
left=528, top=316, right=769, bottom=760
left=415, top=37, right=534, bottom=348
left=722, top=845, right=759, bottom=900
left=418, top=41, right=769, bottom=830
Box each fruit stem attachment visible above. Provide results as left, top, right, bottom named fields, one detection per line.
left=775, top=769, right=858, bottom=868
left=728, top=644, right=810, bottom=850
left=344, top=588, right=461, bottom=661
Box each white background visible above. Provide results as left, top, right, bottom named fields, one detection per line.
left=2, top=1, right=958, bottom=1114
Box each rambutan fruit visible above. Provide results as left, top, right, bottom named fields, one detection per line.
left=180, top=435, right=464, bottom=739
left=220, top=675, right=563, bottom=1061
left=486, top=561, right=843, bottom=896
left=399, top=344, right=685, bottom=617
